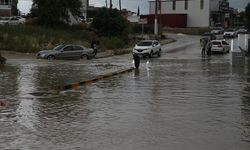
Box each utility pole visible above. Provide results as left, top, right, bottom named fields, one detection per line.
left=110, top=0, right=112, bottom=9
left=154, top=0, right=158, bottom=36
left=106, top=0, right=108, bottom=8
left=119, top=0, right=121, bottom=11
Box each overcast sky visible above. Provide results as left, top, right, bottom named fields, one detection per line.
left=18, top=0, right=249, bottom=15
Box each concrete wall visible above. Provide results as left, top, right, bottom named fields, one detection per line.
left=149, top=0, right=212, bottom=27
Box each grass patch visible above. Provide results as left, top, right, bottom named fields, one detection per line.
left=0, top=25, right=91, bottom=53
left=99, top=37, right=126, bottom=50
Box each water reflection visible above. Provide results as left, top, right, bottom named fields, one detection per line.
left=16, top=64, right=37, bottom=131
left=241, top=60, right=250, bottom=143
left=1, top=55, right=250, bottom=149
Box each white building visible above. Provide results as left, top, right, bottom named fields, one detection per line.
left=80, top=0, right=89, bottom=19
left=0, top=0, right=18, bottom=16
left=149, top=0, right=230, bottom=27
left=69, top=0, right=88, bottom=25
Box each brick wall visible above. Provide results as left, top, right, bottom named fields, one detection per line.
left=0, top=9, right=11, bottom=16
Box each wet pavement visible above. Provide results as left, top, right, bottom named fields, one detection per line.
left=1, top=34, right=250, bottom=150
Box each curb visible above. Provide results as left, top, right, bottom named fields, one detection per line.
left=56, top=67, right=135, bottom=91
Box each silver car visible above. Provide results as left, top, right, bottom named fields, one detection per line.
left=37, top=44, right=95, bottom=60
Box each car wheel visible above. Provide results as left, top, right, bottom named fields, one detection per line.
left=81, top=54, right=89, bottom=60
left=47, top=55, right=55, bottom=60
left=157, top=49, right=161, bottom=57
left=149, top=51, right=153, bottom=58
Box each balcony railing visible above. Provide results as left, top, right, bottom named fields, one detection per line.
left=0, top=5, right=11, bottom=9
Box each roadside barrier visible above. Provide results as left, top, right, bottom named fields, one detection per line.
left=56, top=67, right=135, bottom=91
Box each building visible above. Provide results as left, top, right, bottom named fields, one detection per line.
left=0, top=0, right=17, bottom=17
left=80, top=0, right=89, bottom=19
left=68, top=0, right=88, bottom=25
left=149, top=0, right=231, bottom=28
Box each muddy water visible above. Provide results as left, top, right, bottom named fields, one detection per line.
left=1, top=54, right=250, bottom=150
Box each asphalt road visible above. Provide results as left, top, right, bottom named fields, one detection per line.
left=1, top=33, right=250, bottom=150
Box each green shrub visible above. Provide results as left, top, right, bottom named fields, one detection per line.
left=92, top=8, right=129, bottom=37
left=100, top=37, right=125, bottom=50
left=0, top=25, right=91, bottom=52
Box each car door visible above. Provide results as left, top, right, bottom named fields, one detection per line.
left=73, top=46, right=84, bottom=59
left=152, top=41, right=157, bottom=53
left=60, top=45, right=74, bottom=59
left=153, top=41, right=160, bottom=53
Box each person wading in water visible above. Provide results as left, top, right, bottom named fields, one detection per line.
left=0, top=53, right=6, bottom=64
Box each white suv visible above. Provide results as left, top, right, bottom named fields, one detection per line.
left=133, top=40, right=161, bottom=58
left=210, top=40, right=230, bottom=53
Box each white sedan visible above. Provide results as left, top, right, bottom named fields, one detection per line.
left=132, top=40, right=161, bottom=58
left=210, top=40, right=230, bottom=53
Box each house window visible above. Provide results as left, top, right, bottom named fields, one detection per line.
left=172, top=0, right=176, bottom=10
left=0, top=0, right=10, bottom=5
left=184, top=0, right=188, bottom=10
left=200, top=0, right=204, bottom=10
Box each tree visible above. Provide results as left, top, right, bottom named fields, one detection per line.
left=246, top=3, right=250, bottom=30
left=31, top=0, right=82, bottom=26
left=238, top=11, right=245, bottom=23
left=91, top=8, right=129, bottom=37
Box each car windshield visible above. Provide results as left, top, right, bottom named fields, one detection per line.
left=212, top=41, right=221, bottom=45
left=137, top=41, right=152, bottom=46
left=53, top=45, right=65, bottom=51
left=226, top=29, right=234, bottom=32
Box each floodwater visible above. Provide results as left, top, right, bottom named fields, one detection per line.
left=1, top=35, right=250, bottom=150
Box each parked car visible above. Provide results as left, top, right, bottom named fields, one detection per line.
left=0, top=16, right=25, bottom=25
left=37, top=44, right=95, bottom=60
left=210, top=40, right=230, bottom=53
left=78, top=15, right=86, bottom=23
left=237, top=28, right=248, bottom=34
left=132, top=40, right=161, bottom=58
left=224, top=28, right=237, bottom=38
left=211, top=27, right=224, bottom=35
left=0, top=17, right=10, bottom=25
left=6, top=16, right=26, bottom=25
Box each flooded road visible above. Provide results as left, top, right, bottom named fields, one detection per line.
left=1, top=34, right=250, bottom=150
